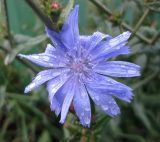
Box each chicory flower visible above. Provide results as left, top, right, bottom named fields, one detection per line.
left=19, top=5, right=140, bottom=127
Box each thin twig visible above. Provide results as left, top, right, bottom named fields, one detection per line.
left=150, top=32, right=160, bottom=44
left=89, top=0, right=159, bottom=44
left=131, top=9, right=150, bottom=38
left=121, top=22, right=151, bottom=43
left=89, top=0, right=112, bottom=16
left=147, top=7, right=160, bottom=12
left=4, top=0, right=13, bottom=46
left=0, top=45, right=38, bottom=73
left=132, top=71, right=158, bottom=90
left=2, top=0, right=38, bottom=73
left=25, top=0, right=57, bottom=31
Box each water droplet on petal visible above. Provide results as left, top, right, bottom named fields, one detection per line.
left=81, top=93, right=86, bottom=97
left=43, top=56, right=50, bottom=61
left=85, top=107, right=90, bottom=111
left=36, top=75, right=41, bottom=80
left=84, top=117, right=90, bottom=124
left=33, top=55, right=39, bottom=59
left=113, top=101, right=116, bottom=105
left=127, top=69, right=137, bottom=74
left=116, top=46, right=120, bottom=50
left=29, top=83, right=36, bottom=89
left=48, top=63, right=54, bottom=67
left=109, top=101, right=112, bottom=104
left=120, top=65, right=125, bottom=68
left=81, top=112, right=85, bottom=116
left=95, top=96, right=100, bottom=101
left=111, top=108, right=118, bottom=115
left=102, top=105, right=109, bottom=111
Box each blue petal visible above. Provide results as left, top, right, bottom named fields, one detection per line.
left=90, top=42, right=129, bottom=62
left=19, top=53, right=66, bottom=68
left=45, top=27, right=67, bottom=51
left=47, top=73, right=71, bottom=115
left=25, top=68, right=69, bottom=93
left=48, top=97, right=60, bottom=116
left=73, top=82, right=91, bottom=127
left=85, top=32, right=111, bottom=54
left=84, top=72, right=133, bottom=102
left=94, top=61, right=141, bottom=77
left=45, top=44, right=56, bottom=55
left=80, top=35, right=91, bottom=47
left=45, top=44, right=67, bottom=62
left=105, top=46, right=130, bottom=59
left=90, top=31, right=131, bottom=61
left=90, top=42, right=129, bottom=60
left=60, top=77, right=77, bottom=124
left=60, top=5, right=79, bottom=49
left=108, top=31, right=131, bottom=47
left=87, top=87, right=120, bottom=116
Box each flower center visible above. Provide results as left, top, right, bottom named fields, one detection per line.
left=70, top=60, right=85, bottom=73
left=66, top=51, right=94, bottom=74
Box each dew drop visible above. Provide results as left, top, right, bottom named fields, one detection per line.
left=113, top=101, right=116, bottom=105
left=116, top=46, right=120, bottom=50
left=109, top=39, right=118, bottom=47
left=43, top=56, right=50, bottom=61
left=109, top=101, right=112, bottom=104
left=85, top=107, right=90, bottom=111
left=111, top=108, right=118, bottom=115
left=120, top=65, right=125, bottom=68
left=102, top=105, right=109, bottom=111
left=92, top=96, right=95, bottom=100
left=29, top=83, right=36, bottom=89
left=95, top=96, right=100, bottom=101
left=127, top=69, right=137, bottom=74
left=81, top=93, right=86, bottom=97
left=33, top=55, right=39, bottom=59
left=36, top=75, right=41, bottom=80
left=81, top=112, right=85, bottom=116
left=84, top=117, right=90, bottom=124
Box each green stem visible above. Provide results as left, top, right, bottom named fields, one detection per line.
left=2, top=0, right=38, bottom=73
left=4, top=0, right=13, bottom=46
left=0, top=45, right=38, bottom=73
left=121, top=22, right=151, bottom=43
left=150, top=32, right=160, bottom=44
left=131, top=9, right=150, bottom=39
left=25, top=0, right=57, bottom=31
left=132, top=71, right=158, bottom=90
left=89, top=0, right=112, bottom=16
left=89, top=0, right=153, bottom=44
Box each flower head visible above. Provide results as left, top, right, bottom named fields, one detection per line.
left=19, top=5, right=140, bottom=127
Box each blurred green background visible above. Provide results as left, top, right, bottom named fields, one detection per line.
left=0, top=0, right=160, bottom=142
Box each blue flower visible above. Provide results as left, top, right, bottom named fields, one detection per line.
left=19, top=5, right=140, bottom=127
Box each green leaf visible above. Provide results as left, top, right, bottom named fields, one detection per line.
left=118, top=133, right=146, bottom=142
left=21, top=114, right=29, bottom=142
left=38, top=131, right=51, bottom=142
left=133, top=102, right=151, bottom=131
left=0, top=86, right=6, bottom=108
left=141, top=94, right=160, bottom=107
